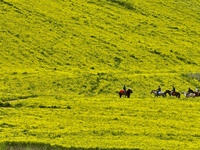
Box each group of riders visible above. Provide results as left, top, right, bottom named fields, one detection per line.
left=122, top=85, right=199, bottom=96
left=157, top=85, right=199, bottom=96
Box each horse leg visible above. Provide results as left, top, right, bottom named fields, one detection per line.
left=119, top=93, right=122, bottom=98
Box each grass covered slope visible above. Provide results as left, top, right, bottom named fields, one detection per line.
left=1, top=0, right=200, bottom=72
left=1, top=0, right=200, bottom=149
left=1, top=0, right=200, bottom=96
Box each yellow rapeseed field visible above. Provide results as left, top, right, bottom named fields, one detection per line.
left=1, top=0, right=200, bottom=149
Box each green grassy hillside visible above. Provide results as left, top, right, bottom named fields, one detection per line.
left=1, top=0, right=200, bottom=149
left=1, top=0, right=200, bottom=97
left=1, top=0, right=200, bottom=71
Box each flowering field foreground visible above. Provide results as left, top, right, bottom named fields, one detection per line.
left=0, top=95, right=200, bottom=149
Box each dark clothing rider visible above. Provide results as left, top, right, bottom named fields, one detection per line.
left=123, top=85, right=126, bottom=93
left=157, top=86, right=161, bottom=92
left=171, top=86, right=175, bottom=95
left=172, top=86, right=175, bottom=92
left=188, top=87, right=194, bottom=93
left=157, top=86, right=161, bottom=95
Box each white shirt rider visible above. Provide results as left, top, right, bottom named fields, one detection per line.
left=196, top=87, right=199, bottom=93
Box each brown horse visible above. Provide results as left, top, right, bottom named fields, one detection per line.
left=119, top=88, right=133, bottom=98
left=195, top=92, right=200, bottom=97
left=165, top=90, right=180, bottom=98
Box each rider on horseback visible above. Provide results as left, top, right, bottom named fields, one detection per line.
left=188, top=87, right=194, bottom=93
left=123, top=85, right=126, bottom=93
left=171, top=86, right=175, bottom=96
left=187, top=87, right=194, bottom=96
left=196, top=87, right=199, bottom=93
left=195, top=87, right=199, bottom=96
left=157, top=86, right=161, bottom=95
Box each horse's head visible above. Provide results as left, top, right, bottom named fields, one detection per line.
left=165, top=90, right=170, bottom=94
left=127, top=88, right=133, bottom=93
left=151, top=90, right=155, bottom=94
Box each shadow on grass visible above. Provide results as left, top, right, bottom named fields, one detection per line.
left=1, top=141, right=140, bottom=150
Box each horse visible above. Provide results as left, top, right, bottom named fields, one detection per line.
left=189, top=91, right=200, bottom=97
left=195, top=92, right=200, bottom=97
left=181, top=92, right=196, bottom=98
left=119, top=88, right=133, bottom=98
left=151, top=90, right=166, bottom=97
left=165, top=90, right=180, bottom=98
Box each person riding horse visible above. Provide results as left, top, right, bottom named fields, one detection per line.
left=195, top=87, right=199, bottom=96
left=188, top=87, right=194, bottom=93
left=196, top=87, right=199, bottom=93
left=119, top=87, right=133, bottom=98
left=157, top=86, right=161, bottom=95
left=123, top=85, right=126, bottom=93
left=171, top=86, right=175, bottom=96
left=187, top=87, right=194, bottom=96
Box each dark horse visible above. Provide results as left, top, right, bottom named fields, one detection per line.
left=186, top=91, right=200, bottom=97
left=119, top=88, right=133, bottom=98
left=195, top=92, right=200, bottom=97
left=165, top=90, right=180, bottom=98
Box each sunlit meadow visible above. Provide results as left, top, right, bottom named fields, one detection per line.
left=1, top=0, right=200, bottom=149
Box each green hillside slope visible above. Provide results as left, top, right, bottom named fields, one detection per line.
left=1, top=0, right=200, bottom=95
left=1, top=0, right=200, bottom=149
